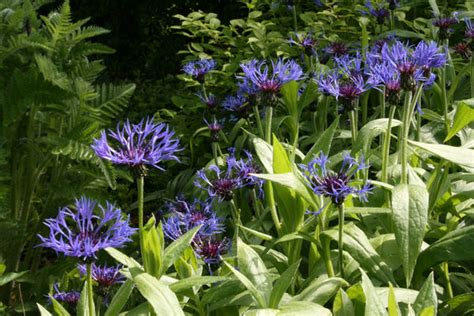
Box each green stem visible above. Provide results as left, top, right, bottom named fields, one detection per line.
left=440, top=66, right=449, bottom=133
left=337, top=204, right=345, bottom=278
left=292, top=5, right=298, bottom=32
left=211, top=142, right=219, bottom=164
left=253, top=106, right=264, bottom=138
left=400, top=91, right=412, bottom=185
left=349, top=110, right=358, bottom=145
left=382, top=105, right=396, bottom=195
left=471, top=54, right=474, bottom=98
left=137, top=176, right=145, bottom=269
left=265, top=106, right=273, bottom=144
left=443, top=262, right=454, bottom=299
left=86, top=262, right=95, bottom=316
left=290, top=122, right=299, bottom=162
left=322, top=238, right=335, bottom=277
left=230, top=198, right=243, bottom=240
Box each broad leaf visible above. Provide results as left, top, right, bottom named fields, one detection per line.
left=391, top=184, right=429, bottom=286
left=269, top=260, right=301, bottom=308
left=105, top=279, right=134, bottom=316
left=361, top=270, right=386, bottom=316
left=333, top=289, right=354, bottom=316
left=413, top=272, right=437, bottom=315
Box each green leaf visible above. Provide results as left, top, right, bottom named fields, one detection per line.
left=104, top=279, right=134, bottom=316
left=281, top=81, right=299, bottom=118
left=278, top=301, right=332, bottom=316
left=303, top=116, right=340, bottom=163
left=416, top=226, right=474, bottom=273
left=129, top=267, right=184, bottom=316
left=440, top=293, right=474, bottom=315
left=360, top=270, right=387, bottom=316
left=0, top=271, right=28, bottom=286
left=37, top=304, right=53, bottom=316
left=223, top=261, right=268, bottom=308
left=142, top=217, right=164, bottom=277
left=105, top=247, right=141, bottom=268
left=162, top=225, right=200, bottom=273
left=269, top=260, right=301, bottom=308
left=408, top=140, right=474, bottom=170
left=238, top=238, right=272, bottom=305
left=322, top=223, right=395, bottom=284
left=333, top=289, right=354, bottom=316
left=352, top=118, right=402, bottom=156
left=169, top=276, right=229, bottom=294
left=388, top=284, right=401, bottom=316
left=244, top=309, right=279, bottom=316
left=77, top=281, right=95, bottom=316
left=413, top=272, right=437, bottom=316
left=391, top=184, right=429, bottom=287
left=49, top=297, right=70, bottom=316
left=292, top=276, right=348, bottom=305
left=445, top=102, right=474, bottom=141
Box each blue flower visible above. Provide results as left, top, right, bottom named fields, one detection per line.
left=193, top=236, right=230, bottom=265
left=182, top=59, right=217, bottom=83
left=363, top=0, right=390, bottom=24
left=51, top=284, right=81, bottom=307
left=464, top=18, right=474, bottom=39
left=195, top=164, right=242, bottom=201
left=324, top=42, right=349, bottom=58
left=432, top=13, right=459, bottom=39
left=229, top=149, right=265, bottom=191
left=289, top=32, right=318, bottom=55
left=38, top=197, right=136, bottom=260
left=205, top=118, right=224, bottom=142
left=78, top=263, right=124, bottom=288
left=92, top=118, right=180, bottom=173
left=367, top=61, right=402, bottom=105
left=161, top=198, right=224, bottom=240
left=300, top=153, right=372, bottom=205
left=222, top=94, right=249, bottom=117
left=240, top=58, right=303, bottom=106
left=196, top=92, right=218, bottom=110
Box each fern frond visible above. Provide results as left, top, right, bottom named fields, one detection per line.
left=34, top=54, right=72, bottom=91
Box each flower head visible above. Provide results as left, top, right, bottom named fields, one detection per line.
left=205, top=118, right=224, bottom=142
left=453, top=42, right=471, bottom=60
left=300, top=153, right=372, bottom=205
left=38, top=197, right=136, bottom=260
left=195, top=164, right=242, bottom=201
left=196, top=92, right=218, bottom=110
left=433, top=13, right=459, bottom=40
left=289, top=32, right=318, bottom=55
left=51, top=284, right=80, bottom=307
left=363, top=1, right=390, bottom=24
left=464, top=19, right=474, bottom=39
left=223, top=94, right=250, bottom=118
left=193, top=236, right=230, bottom=265
left=230, top=150, right=264, bottom=189
left=240, top=58, right=303, bottom=106
left=182, top=59, right=217, bottom=83
left=162, top=198, right=224, bottom=240
left=78, top=264, right=124, bottom=288
left=325, top=42, right=349, bottom=58
left=92, top=118, right=180, bottom=174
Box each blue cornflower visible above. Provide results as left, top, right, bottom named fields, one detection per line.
left=193, top=236, right=230, bottom=265
left=300, top=153, right=372, bottom=206
left=161, top=198, right=224, bottom=240
left=38, top=197, right=136, bottom=260
left=432, top=13, right=459, bottom=40
left=367, top=61, right=402, bottom=105
left=453, top=42, right=471, bottom=60
left=324, top=42, right=349, bottom=58
left=240, top=58, right=303, bottom=106
left=381, top=40, right=446, bottom=90
left=78, top=263, right=124, bottom=288
left=182, top=59, right=217, bottom=83
left=196, top=92, right=218, bottom=110
left=195, top=164, right=242, bottom=201
left=222, top=94, right=249, bottom=118
left=229, top=149, right=264, bottom=190
left=464, top=19, right=474, bottom=39
left=92, top=118, right=180, bottom=173
left=205, top=118, right=224, bottom=142
left=289, top=32, right=318, bottom=55
left=363, top=0, right=390, bottom=24
left=51, top=284, right=81, bottom=307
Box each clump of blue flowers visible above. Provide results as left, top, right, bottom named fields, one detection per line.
left=162, top=198, right=224, bottom=240
left=240, top=58, right=303, bottom=107
left=300, top=153, right=372, bottom=206
left=182, top=58, right=217, bottom=83
left=92, top=117, right=180, bottom=175
left=38, top=197, right=136, bottom=260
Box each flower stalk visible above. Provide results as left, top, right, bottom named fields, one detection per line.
left=337, top=204, right=345, bottom=278
left=86, top=262, right=95, bottom=316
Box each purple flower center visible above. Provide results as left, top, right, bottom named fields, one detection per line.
left=315, top=173, right=351, bottom=205
left=212, top=178, right=237, bottom=200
